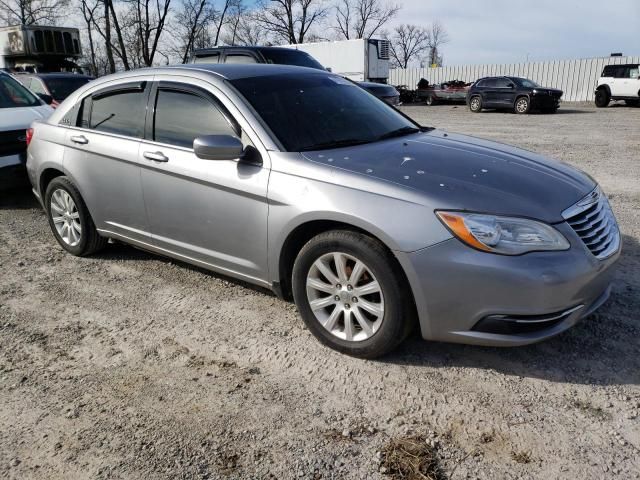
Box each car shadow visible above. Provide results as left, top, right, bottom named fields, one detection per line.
left=386, top=233, right=640, bottom=387
left=0, top=185, right=39, bottom=210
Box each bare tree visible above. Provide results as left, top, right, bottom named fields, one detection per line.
left=0, top=0, right=69, bottom=25
left=128, top=0, right=172, bottom=67
left=79, top=0, right=100, bottom=74
left=254, top=0, right=329, bottom=44
left=385, top=24, right=430, bottom=69
left=170, top=0, right=216, bottom=62
left=334, top=0, right=398, bottom=40
left=426, top=20, right=449, bottom=67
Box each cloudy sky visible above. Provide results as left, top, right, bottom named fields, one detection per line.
left=393, top=0, right=640, bottom=65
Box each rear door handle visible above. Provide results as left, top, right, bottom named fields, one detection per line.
left=70, top=135, right=88, bottom=145
left=143, top=151, right=169, bottom=162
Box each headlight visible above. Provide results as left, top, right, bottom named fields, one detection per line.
left=436, top=211, right=570, bottom=255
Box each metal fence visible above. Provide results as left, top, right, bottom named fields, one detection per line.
left=389, top=56, right=640, bottom=102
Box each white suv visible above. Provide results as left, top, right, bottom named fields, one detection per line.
left=595, top=64, right=640, bottom=107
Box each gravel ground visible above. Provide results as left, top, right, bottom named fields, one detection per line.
left=1, top=103, right=639, bottom=480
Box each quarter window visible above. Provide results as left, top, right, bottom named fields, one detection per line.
left=153, top=89, right=237, bottom=148
left=88, top=88, right=147, bottom=138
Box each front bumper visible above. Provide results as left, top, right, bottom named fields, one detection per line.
left=397, top=222, right=620, bottom=346
left=531, top=94, right=561, bottom=109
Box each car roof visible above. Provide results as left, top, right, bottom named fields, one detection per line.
left=103, top=63, right=330, bottom=82
left=194, top=46, right=304, bottom=54
left=29, top=73, right=93, bottom=78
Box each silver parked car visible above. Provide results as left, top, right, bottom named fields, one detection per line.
left=26, top=64, right=620, bottom=358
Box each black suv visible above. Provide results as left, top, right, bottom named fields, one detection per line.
left=14, top=73, right=93, bottom=106
left=467, top=76, right=562, bottom=114
left=191, top=46, right=400, bottom=106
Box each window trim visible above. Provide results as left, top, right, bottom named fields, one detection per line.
left=145, top=80, right=241, bottom=150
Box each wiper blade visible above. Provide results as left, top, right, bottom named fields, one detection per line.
left=300, top=138, right=371, bottom=151
left=376, top=126, right=421, bottom=141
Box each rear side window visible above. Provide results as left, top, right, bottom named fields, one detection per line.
left=88, top=88, right=147, bottom=138
left=153, top=89, right=237, bottom=148
left=494, top=78, right=513, bottom=88
left=224, top=54, right=257, bottom=64
left=193, top=53, right=219, bottom=64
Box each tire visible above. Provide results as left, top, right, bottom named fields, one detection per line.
left=292, top=230, right=413, bottom=359
left=45, top=176, right=107, bottom=256
left=469, top=95, right=482, bottom=112
left=425, top=95, right=436, bottom=106
left=514, top=96, right=530, bottom=114
left=625, top=99, right=639, bottom=107
left=595, top=88, right=610, bottom=108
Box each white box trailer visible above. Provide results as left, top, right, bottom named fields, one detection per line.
left=0, top=25, right=82, bottom=72
left=282, top=38, right=391, bottom=83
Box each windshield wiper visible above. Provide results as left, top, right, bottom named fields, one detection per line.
left=376, top=126, right=421, bottom=141
left=300, top=138, right=372, bottom=151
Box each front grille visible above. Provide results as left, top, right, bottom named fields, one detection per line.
left=563, top=188, right=620, bottom=259
left=0, top=129, right=27, bottom=156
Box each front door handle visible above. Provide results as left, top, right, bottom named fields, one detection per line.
left=143, top=151, right=169, bottom=162
left=70, top=135, right=88, bottom=145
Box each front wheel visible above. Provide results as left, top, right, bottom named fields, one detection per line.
left=425, top=95, right=436, bottom=106
left=292, top=230, right=413, bottom=358
left=469, top=95, right=482, bottom=112
left=514, top=96, right=531, bottom=114
left=594, top=89, right=610, bottom=108
left=45, top=176, right=107, bottom=256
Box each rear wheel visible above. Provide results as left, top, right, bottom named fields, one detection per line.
left=469, top=95, right=482, bottom=112
left=45, top=176, right=107, bottom=256
left=514, top=96, right=530, bottom=114
left=292, top=230, right=413, bottom=358
left=595, top=88, right=610, bottom=108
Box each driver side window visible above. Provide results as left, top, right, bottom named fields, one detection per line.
left=152, top=88, right=241, bottom=149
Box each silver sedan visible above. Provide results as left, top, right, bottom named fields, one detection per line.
left=26, top=64, right=620, bottom=358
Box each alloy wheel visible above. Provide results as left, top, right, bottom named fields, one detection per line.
left=516, top=98, right=529, bottom=113
left=50, top=189, right=82, bottom=247
left=306, top=252, right=385, bottom=342
left=470, top=97, right=481, bottom=111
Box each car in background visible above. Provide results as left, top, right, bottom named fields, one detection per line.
left=417, top=79, right=471, bottom=105
left=14, top=73, right=93, bottom=107
left=0, top=71, right=53, bottom=188
left=27, top=64, right=619, bottom=358
left=191, top=46, right=400, bottom=105
left=467, top=76, right=562, bottom=114
left=595, top=64, right=640, bottom=108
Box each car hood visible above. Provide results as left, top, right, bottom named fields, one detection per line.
left=301, top=130, right=595, bottom=223
left=0, top=104, right=53, bottom=130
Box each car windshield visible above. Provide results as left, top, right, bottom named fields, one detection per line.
left=230, top=73, right=420, bottom=152
left=260, top=49, right=325, bottom=70
left=0, top=74, right=41, bottom=108
left=514, top=78, right=539, bottom=88
left=43, top=76, right=91, bottom=100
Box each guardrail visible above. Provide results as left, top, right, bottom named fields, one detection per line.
left=389, top=56, right=640, bottom=102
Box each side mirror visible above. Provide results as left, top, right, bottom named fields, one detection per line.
left=37, top=93, right=54, bottom=105
left=194, top=135, right=244, bottom=160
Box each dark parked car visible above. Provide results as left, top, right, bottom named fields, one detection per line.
left=417, top=79, right=471, bottom=105
left=467, top=76, right=562, bottom=114
left=14, top=73, right=93, bottom=107
left=191, top=46, right=400, bottom=105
